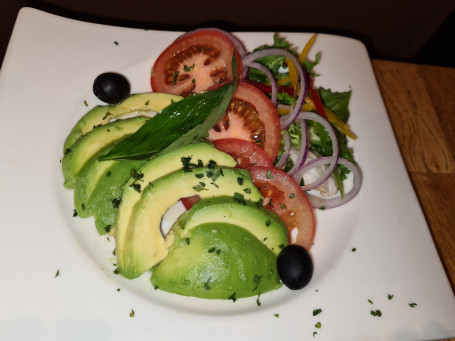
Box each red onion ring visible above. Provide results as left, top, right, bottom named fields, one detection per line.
left=287, top=118, right=309, bottom=175
left=303, top=158, right=362, bottom=209
left=242, top=48, right=307, bottom=130
left=175, top=28, right=247, bottom=57
left=243, top=61, right=278, bottom=106
left=275, top=130, right=291, bottom=169
left=291, top=112, right=339, bottom=191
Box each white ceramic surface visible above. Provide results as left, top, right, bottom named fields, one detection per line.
left=0, top=8, right=454, bottom=341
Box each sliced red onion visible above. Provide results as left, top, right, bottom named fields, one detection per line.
left=243, top=61, right=277, bottom=106
left=287, top=118, right=309, bottom=175
left=291, top=112, right=339, bottom=191
left=275, top=130, right=291, bottom=169
left=304, top=158, right=362, bottom=209
left=175, top=28, right=247, bottom=57
left=242, top=48, right=307, bottom=130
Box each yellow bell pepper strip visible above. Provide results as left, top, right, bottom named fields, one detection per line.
left=298, top=33, right=317, bottom=65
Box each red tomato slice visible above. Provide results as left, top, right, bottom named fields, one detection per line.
left=212, top=138, right=274, bottom=168
left=207, top=81, right=281, bottom=162
left=151, top=31, right=242, bottom=97
left=247, top=166, right=315, bottom=250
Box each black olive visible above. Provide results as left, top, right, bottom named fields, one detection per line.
left=93, top=72, right=130, bottom=104
left=277, top=245, right=313, bottom=290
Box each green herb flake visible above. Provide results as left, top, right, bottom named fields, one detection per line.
left=129, top=309, right=135, bottom=317
left=172, top=71, right=180, bottom=86
left=280, top=203, right=287, bottom=209
left=388, top=294, right=394, bottom=300
left=207, top=160, right=217, bottom=169
left=199, top=181, right=206, bottom=187
left=243, top=188, right=252, bottom=194
left=204, top=279, right=211, bottom=291
left=274, top=313, right=279, bottom=318
left=313, top=308, right=322, bottom=316
left=106, top=171, right=112, bottom=177
left=409, top=303, right=417, bottom=308
left=216, top=249, right=221, bottom=255
left=208, top=247, right=216, bottom=253
left=117, top=288, right=121, bottom=292
left=81, top=203, right=86, bottom=211
left=195, top=173, right=204, bottom=178
left=131, top=169, right=144, bottom=181
left=315, top=322, right=321, bottom=328
left=192, top=79, right=196, bottom=83
left=313, top=332, right=317, bottom=337
left=279, top=244, right=285, bottom=249
left=229, top=292, right=237, bottom=302
left=84, top=100, right=88, bottom=107
left=112, top=248, right=116, bottom=256
left=185, top=238, right=190, bottom=245
left=368, top=299, right=373, bottom=304
left=289, top=193, right=295, bottom=199
left=55, top=269, right=60, bottom=278
left=130, top=183, right=141, bottom=193
left=256, top=294, right=261, bottom=307
left=253, top=274, right=263, bottom=291
left=104, top=225, right=112, bottom=233
left=352, top=248, right=357, bottom=252
left=266, top=169, right=273, bottom=179
left=73, top=209, right=78, bottom=217
left=319, top=206, right=326, bottom=210
left=113, top=268, right=120, bottom=274
left=193, top=184, right=207, bottom=192
left=145, top=100, right=150, bottom=105
left=102, top=112, right=113, bottom=120
left=370, top=310, right=382, bottom=317
left=112, top=197, right=121, bottom=209
left=233, top=192, right=246, bottom=205
left=237, top=177, right=244, bottom=185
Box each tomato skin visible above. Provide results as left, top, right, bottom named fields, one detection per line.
left=207, top=82, right=281, bottom=162
left=151, top=31, right=242, bottom=96
left=212, top=138, right=274, bottom=168
left=247, top=166, right=315, bottom=250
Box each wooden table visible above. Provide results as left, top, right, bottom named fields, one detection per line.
left=372, top=60, right=455, bottom=339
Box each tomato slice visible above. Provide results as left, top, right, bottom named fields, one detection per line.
left=212, top=138, right=274, bottom=168
left=247, top=166, right=315, bottom=250
left=151, top=30, right=242, bottom=97
left=207, top=81, right=281, bottom=162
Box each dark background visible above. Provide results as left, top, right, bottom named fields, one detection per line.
left=1, top=0, right=454, bottom=69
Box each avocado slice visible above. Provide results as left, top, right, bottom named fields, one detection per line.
left=151, top=222, right=282, bottom=299
left=118, top=166, right=262, bottom=279
left=62, top=116, right=148, bottom=189
left=64, top=92, right=183, bottom=152
left=169, top=197, right=289, bottom=255
left=85, top=159, right=144, bottom=235
left=114, top=142, right=236, bottom=268
left=73, top=142, right=119, bottom=218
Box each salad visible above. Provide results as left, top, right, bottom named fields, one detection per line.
left=61, top=29, right=362, bottom=301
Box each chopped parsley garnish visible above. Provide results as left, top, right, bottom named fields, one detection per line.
left=145, top=100, right=150, bottom=105
left=117, top=288, right=121, bottom=292
left=172, top=71, right=180, bottom=86
left=193, top=184, right=207, bottom=192
left=266, top=169, right=273, bottom=179
left=388, top=294, right=394, bottom=300
left=130, top=183, right=141, bottom=193
left=315, top=322, right=321, bottom=328
left=409, top=303, right=417, bottom=308
left=106, top=170, right=112, bottom=177
left=185, top=238, right=190, bottom=245
left=233, top=192, right=246, bottom=205
left=55, top=269, right=60, bottom=278
left=370, top=310, right=382, bottom=317
left=265, top=219, right=272, bottom=226
left=113, top=268, right=120, bottom=274
left=313, top=332, right=317, bottom=337
left=280, top=203, right=287, bottom=209
left=279, top=244, right=285, bottom=249
left=204, top=278, right=211, bottom=291
left=313, top=308, right=322, bottom=316
left=130, top=169, right=144, bottom=181
left=319, top=206, right=326, bottom=210
left=130, top=309, right=135, bottom=317
left=352, top=248, right=357, bottom=252
left=73, top=209, right=78, bottom=217
left=183, top=64, right=195, bottom=72
left=274, top=313, right=279, bottom=318
left=104, top=225, right=112, bottom=233
left=81, top=203, right=86, bottom=211
left=256, top=294, right=261, bottom=307
left=114, top=41, right=119, bottom=45
left=368, top=299, right=373, bottom=304
left=207, top=160, right=217, bottom=169
left=208, top=247, right=216, bottom=253
left=228, top=292, right=237, bottom=302
left=195, top=173, right=204, bottom=178
left=112, top=197, right=121, bottom=209
left=253, top=274, right=263, bottom=291
left=289, top=193, right=295, bottom=199
left=84, top=100, right=88, bottom=107
left=237, top=177, right=244, bottom=185
left=243, top=188, right=252, bottom=193
left=102, top=112, right=113, bottom=120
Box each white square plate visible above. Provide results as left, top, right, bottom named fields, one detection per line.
left=0, top=8, right=454, bottom=341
